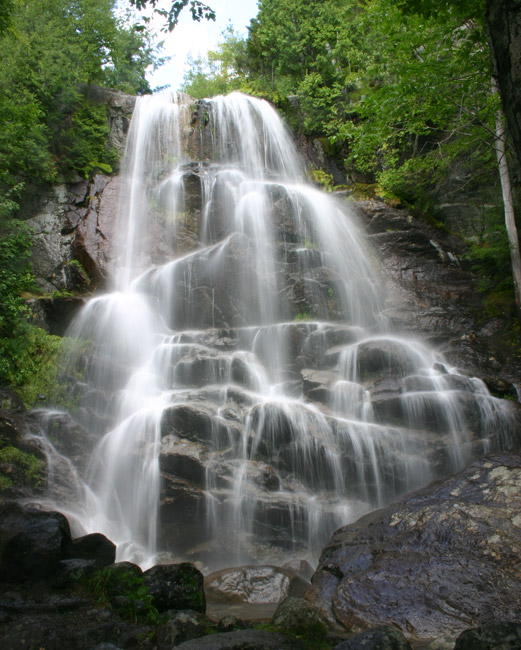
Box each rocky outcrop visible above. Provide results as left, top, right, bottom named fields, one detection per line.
left=308, top=451, right=521, bottom=640
left=358, top=199, right=521, bottom=392
left=28, top=174, right=120, bottom=296
left=24, top=88, right=135, bottom=332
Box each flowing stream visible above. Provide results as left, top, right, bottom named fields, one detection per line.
left=32, top=91, right=516, bottom=570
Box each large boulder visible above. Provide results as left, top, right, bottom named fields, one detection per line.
left=308, top=451, right=521, bottom=640
left=143, top=562, right=206, bottom=613
left=205, top=565, right=309, bottom=605
left=271, top=596, right=327, bottom=643
left=0, top=502, right=72, bottom=581
left=334, top=625, right=413, bottom=650
left=174, top=629, right=304, bottom=650
left=454, top=621, right=521, bottom=650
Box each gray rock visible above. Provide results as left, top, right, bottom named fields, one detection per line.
left=454, top=621, right=521, bottom=650
left=0, top=502, right=71, bottom=582
left=282, top=559, right=315, bottom=581
left=309, top=452, right=521, bottom=640
left=217, top=615, right=247, bottom=632
left=144, top=562, right=206, bottom=613
left=174, top=629, right=304, bottom=650
left=272, top=596, right=327, bottom=639
left=157, top=609, right=209, bottom=648
left=204, top=565, right=309, bottom=605
left=334, top=625, right=413, bottom=650
left=65, top=532, right=116, bottom=567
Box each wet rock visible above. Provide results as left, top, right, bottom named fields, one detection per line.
left=156, top=609, right=209, bottom=648
left=28, top=410, right=97, bottom=473
left=160, top=436, right=207, bottom=486
left=0, top=502, right=71, bottom=582
left=160, top=402, right=239, bottom=449
left=354, top=339, right=420, bottom=383
left=144, top=562, right=206, bottom=613
left=65, top=532, right=116, bottom=567
left=53, top=558, right=98, bottom=587
left=217, top=615, right=247, bottom=632
left=204, top=565, right=309, bottom=605
left=28, top=295, right=86, bottom=335
left=334, top=625, right=413, bottom=650
left=454, top=621, right=521, bottom=649
left=301, top=368, right=338, bottom=404
left=272, top=596, right=327, bottom=638
left=308, top=451, right=521, bottom=639
left=175, top=629, right=304, bottom=650
left=282, top=559, right=315, bottom=581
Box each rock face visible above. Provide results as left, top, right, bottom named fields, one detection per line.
left=358, top=199, right=521, bottom=391
left=28, top=173, right=121, bottom=295
left=308, top=451, right=521, bottom=640
left=23, top=87, right=135, bottom=332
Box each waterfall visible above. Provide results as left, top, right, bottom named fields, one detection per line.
left=32, top=91, right=516, bottom=570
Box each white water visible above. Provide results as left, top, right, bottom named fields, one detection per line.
left=32, top=91, right=516, bottom=570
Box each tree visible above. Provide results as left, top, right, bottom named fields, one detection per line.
left=0, top=0, right=164, bottom=395
left=486, top=0, right=521, bottom=174
left=129, top=0, right=215, bottom=31
left=181, top=24, right=247, bottom=98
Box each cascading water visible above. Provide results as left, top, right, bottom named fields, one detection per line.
left=32, top=91, right=516, bottom=570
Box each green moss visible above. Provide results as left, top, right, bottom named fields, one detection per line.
left=309, top=169, right=334, bottom=191
left=255, top=621, right=331, bottom=650
left=294, top=311, right=314, bottom=321
left=83, top=567, right=159, bottom=625
left=0, top=445, right=42, bottom=490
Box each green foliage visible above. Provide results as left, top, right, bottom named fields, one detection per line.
left=255, top=621, right=331, bottom=650
left=0, top=0, right=160, bottom=192
left=309, top=169, right=333, bottom=191
left=0, top=0, right=164, bottom=400
left=84, top=567, right=159, bottom=625
left=0, top=220, right=34, bottom=337
left=0, top=325, right=74, bottom=408
left=0, top=445, right=42, bottom=488
left=294, top=310, right=313, bottom=321
left=181, top=24, right=248, bottom=98
left=130, top=0, right=215, bottom=32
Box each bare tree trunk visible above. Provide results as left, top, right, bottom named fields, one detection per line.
left=492, top=76, right=521, bottom=325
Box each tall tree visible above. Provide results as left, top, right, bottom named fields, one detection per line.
left=486, top=0, right=521, bottom=173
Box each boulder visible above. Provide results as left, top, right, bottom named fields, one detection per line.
left=0, top=502, right=71, bottom=582
left=308, top=451, right=521, bottom=640
left=454, top=622, right=521, bottom=650
left=156, top=610, right=209, bottom=648
left=282, top=559, right=315, bottom=581
left=143, top=562, right=206, bottom=613
left=65, top=532, right=116, bottom=567
left=334, top=625, right=413, bottom=650
left=216, top=615, right=247, bottom=633
left=272, top=596, right=327, bottom=641
left=204, top=565, right=309, bottom=605
left=174, top=629, right=304, bottom=650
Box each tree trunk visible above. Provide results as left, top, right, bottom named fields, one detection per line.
left=486, top=0, right=521, bottom=172
left=492, top=77, right=521, bottom=326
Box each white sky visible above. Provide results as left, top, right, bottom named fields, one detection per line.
left=142, top=0, right=260, bottom=91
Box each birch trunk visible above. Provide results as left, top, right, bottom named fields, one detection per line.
left=492, top=76, right=521, bottom=326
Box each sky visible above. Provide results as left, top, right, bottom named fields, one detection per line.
left=142, top=0, right=260, bottom=91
